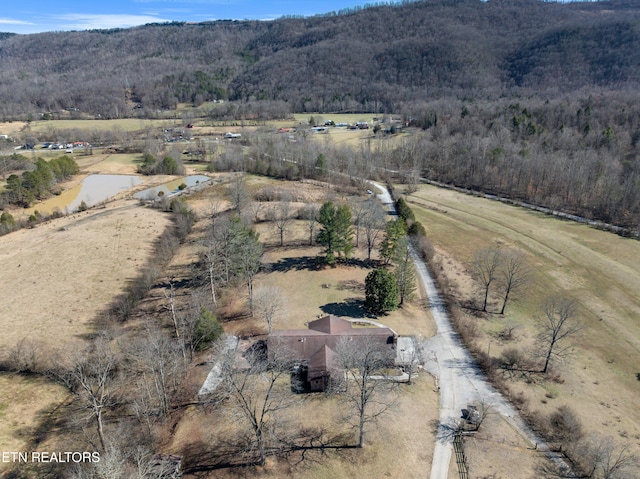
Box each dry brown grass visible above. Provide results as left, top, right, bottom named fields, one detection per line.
left=170, top=374, right=438, bottom=479
left=0, top=162, right=174, bottom=470
left=407, top=183, right=640, bottom=473
left=0, top=374, right=68, bottom=455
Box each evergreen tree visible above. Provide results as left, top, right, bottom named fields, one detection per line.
left=316, top=201, right=353, bottom=265
left=392, top=237, right=416, bottom=306
left=364, top=268, right=398, bottom=315
left=394, top=197, right=415, bottom=224
left=380, top=218, right=407, bottom=265
left=194, top=307, right=224, bottom=350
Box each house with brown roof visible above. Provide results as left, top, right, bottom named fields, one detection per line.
left=268, top=315, right=396, bottom=393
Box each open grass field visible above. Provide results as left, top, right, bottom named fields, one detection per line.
left=405, top=184, right=640, bottom=464
left=22, top=118, right=181, bottom=133
left=0, top=164, right=173, bottom=470
left=0, top=374, right=68, bottom=458
left=0, top=202, right=172, bottom=352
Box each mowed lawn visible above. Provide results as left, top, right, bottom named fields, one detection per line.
left=406, top=184, right=640, bottom=456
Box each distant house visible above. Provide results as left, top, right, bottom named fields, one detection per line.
left=268, top=315, right=396, bottom=393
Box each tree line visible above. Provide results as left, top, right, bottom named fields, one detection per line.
left=384, top=93, right=640, bottom=231
left=2, top=0, right=640, bottom=118
left=2, top=155, right=79, bottom=207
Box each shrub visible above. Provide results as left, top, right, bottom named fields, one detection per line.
left=408, top=221, right=426, bottom=237
left=195, top=308, right=223, bottom=350
left=0, top=211, right=16, bottom=235
left=548, top=405, right=583, bottom=445
left=395, top=197, right=415, bottom=223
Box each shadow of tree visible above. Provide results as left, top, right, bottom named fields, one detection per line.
left=180, top=427, right=356, bottom=475
left=436, top=418, right=463, bottom=443
left=265, top=255, right=381, bottom=274
left=266, top=256, right=321, bottom=273
left=320, top=298, right=367, bottom=318
left=336, top=279, right=364, bottom=293
left=180, top=431, right=269, bottom=475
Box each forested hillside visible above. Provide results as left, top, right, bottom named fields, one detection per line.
left=2, top=0, right=640, bottom=118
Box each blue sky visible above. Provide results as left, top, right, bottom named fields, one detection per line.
left=0, top=0, right=387, bottom=34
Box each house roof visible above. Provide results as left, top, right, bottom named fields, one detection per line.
left=269, top=315, right=395, bottom=360
left=309, top=344, right=338, bottom=373
left=308, top=315, right=354, bottom=334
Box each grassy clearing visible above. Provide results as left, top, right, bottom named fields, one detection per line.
left=25, top=118, right=179, bottom=133
left=0, top=121, right=28, bottom=135
left=0, top=374, right=68, bottom=471
left=405, top=183, right=640, bottom=458
left=250, top=244, right=434, bottom=339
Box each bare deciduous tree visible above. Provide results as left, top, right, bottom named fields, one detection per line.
left=269, top=194, right=293, bottom=247
left=392, top=236, right=417, bottom=306
left=397, top=336, right=421, bottom=385
left=121, top=324, right=186, bottom=416
left=55, top=336, right=119, bottom=451
left=4, top=337, right=43, bottom=374
left=334, top=337, right=397, bottom=448
left=253, top=285, right=284, bottom=334
left=247, top=201, right=263, bottom=224
left=232, top=225, right=263, bottom=316
left=471, top=247, right=503, bottom=312
left=580, top=434, right=640, bottom=479
left=216, top=342, right=298, bottom=466
left=300, top=203, right=319, bottom=246
left=497, top=249, right=530, bottom=314
left=349, top=197, right=368, bottom=248
left=229, top=173, right=249, bottom=213
left=462, top=396, right=494, bottom=432
left=164, top=279, right=180, bottom=341
left=361, top=198, right=387, bottom=261
left=536, top=296, right=582, bottom=374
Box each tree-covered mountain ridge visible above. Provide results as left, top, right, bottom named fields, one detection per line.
left=1, top=0, right=640, bottom=118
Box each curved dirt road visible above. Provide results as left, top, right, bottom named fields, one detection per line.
left=371, top=182, right=568, bottom=479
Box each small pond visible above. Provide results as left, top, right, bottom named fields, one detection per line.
left=30, top=174, right=143, bottom=215
left=133, top=175, right=210, bottom=201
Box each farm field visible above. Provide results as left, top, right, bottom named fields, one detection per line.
left=0, top=169, right=173, bottom=469
left=406, top=184, right=640, bottom=465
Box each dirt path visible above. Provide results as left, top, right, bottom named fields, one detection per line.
left=371, top=182, right=569, bottom=478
